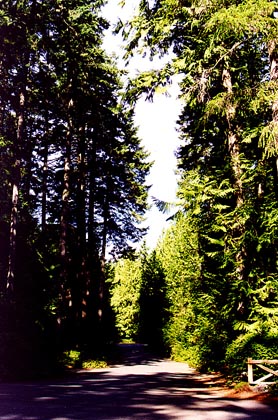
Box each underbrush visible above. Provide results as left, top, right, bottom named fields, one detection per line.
left=0, top=331, right=116, bottom=381
left=61, top=349, right=108, bottom=370
left=164, top=325, right=278, bottom=387
left=225, top=331, right=278, bottom=381
left=0, top=330, right=60, bottom=380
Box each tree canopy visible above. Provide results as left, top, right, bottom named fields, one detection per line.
left=0, top=0, right=151, bottom=378
left=108, top=0, right=278, bottom=377
left=1, top=0, right=278, bottom=381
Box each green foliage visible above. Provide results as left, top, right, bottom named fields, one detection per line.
left=233, top=381, right=251, bottom=392
left=0, top=0, right=278, bottom=382
left=138, top=250, right=168, bottom=352
left=268, top=380, right=278, bottom=396
left=109, top=247, right=168, bottom=352
left=110, top=257, right=142, bottom=340
left=0, top=0, right=151, bottom=379
left=82, top=359, right=108, bottom=369
left=62, top=350, right=82, bottom=368
left=225, top=332, right=278, bottom=379
left=122, top=0, right=278, bottom=377
left=156, top=208, right=206, bottom=366
left=61, top=349, right=108, bottom=369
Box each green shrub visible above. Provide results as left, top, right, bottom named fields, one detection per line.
left=225, top=332, right=278, bottom=380
left=233, top=381, right=251, bottom=392
left=60, top=349, right=109, bottom=370
left=171, top=342, right=201, bottom=368
left=82, top=359, right=107, bottom=369
left=268, top=380, right=278, bottom=396
left=61, top=350, right=82, bottom=368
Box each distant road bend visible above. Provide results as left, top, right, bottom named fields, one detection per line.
left=0, top=343, right=276, bottom=419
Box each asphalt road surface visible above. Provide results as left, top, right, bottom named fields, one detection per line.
left=0, top=344, right=277, bottom=420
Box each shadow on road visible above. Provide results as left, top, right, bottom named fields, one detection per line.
left=112, top=343, right=163, bottom=366
left=0, top=344, right=276, bottom=419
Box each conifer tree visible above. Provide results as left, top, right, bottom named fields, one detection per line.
left=121, top=0, right=278, bottom=371
left=0, top=0, right=151, bottom=375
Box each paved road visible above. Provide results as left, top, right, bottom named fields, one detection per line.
left=0, top=344, right=276, bottom=420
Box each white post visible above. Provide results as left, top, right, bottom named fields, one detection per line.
left=247, top=358, right=253, bottom=384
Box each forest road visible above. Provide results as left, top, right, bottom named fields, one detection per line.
left=0, top=343, right=277, bottom=420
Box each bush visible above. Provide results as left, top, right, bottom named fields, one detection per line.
left=171, top=342, right=201, bottom=368
left=61, top=350, right=82, bottom=368
left=60, top=348, right=109, bottom=370
left=268, top=380, right=278, bottom=396
left=233, top=381, right=252, bottom=393
left=0, top=329, right=59, bottom=380
left=225, top=332, right=278, bottom=380
left=82, top=359, right=107, bottom=369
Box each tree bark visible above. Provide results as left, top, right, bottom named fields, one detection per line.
left=58, top=104, right=73, bottom=324
left=222, top=68, right=244, bottom=207
left=76, top=124, right=87, bottom=321
left=98, top=193, right=108, bottom=323
left=6, top=91, right=25, bottom=297
left=268, top=39, right=278, bottom=192
left=222, top=67, right=246, bottom=312
left=41, top=109, right=49, bottom=232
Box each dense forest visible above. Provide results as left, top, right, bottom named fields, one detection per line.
left=1, top=0, right=278, bottom=381
left=0, top=0, right=150, bottom=378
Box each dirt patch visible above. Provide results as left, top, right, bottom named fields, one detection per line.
left=222, top=388, right=278, bottom=405
left=196, top=371, right=278, bottom=405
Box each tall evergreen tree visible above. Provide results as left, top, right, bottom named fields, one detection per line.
left=0, top=0, right=151, bottom=377
left=121, top=0, right=278, bottom=372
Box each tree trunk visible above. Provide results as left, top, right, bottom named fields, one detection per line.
left=6, top=91, right=25, bottom=297
left=58, top=107, right=73, bottom=325
left=86, top=141, right=100, bottom=329
left=76, top=124, right=87, bottom=321
left=269, top=39, right=278, bottom=193
left=88, top=141, right=97, bottom=254
left=222, top=68, right=244, bottom=207
left=41, top=109, right=49, bottom=232
left=222, top=67, right=246, bottom=313
left=98, top=193, right=108, bottom=323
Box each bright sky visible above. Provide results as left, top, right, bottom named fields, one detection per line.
left=102, top=0, right=182, bottom=249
